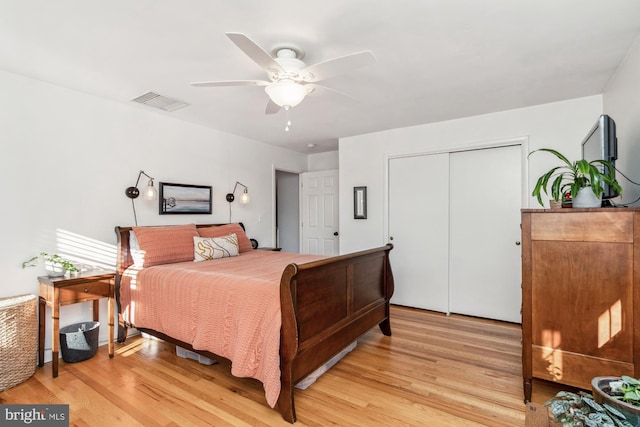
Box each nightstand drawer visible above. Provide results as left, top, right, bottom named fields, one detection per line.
left=59, top=280, right=110, bottom=305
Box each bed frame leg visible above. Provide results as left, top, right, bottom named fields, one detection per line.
left=277, top=363, right=296, bottom=423
left=117, top=313, right=129, bottom=343
left=378, top=317, right=392, bottom=336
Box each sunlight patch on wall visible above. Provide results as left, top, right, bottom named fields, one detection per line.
left=55, top=228, right=116, bottom=270
left=598, top=299, right=622, bottom=348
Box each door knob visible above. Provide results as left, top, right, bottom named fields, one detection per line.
left=333, top=232, right=339, bottom=236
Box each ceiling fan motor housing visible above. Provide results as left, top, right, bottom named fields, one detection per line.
left=271, top=48, right=308, bottom=81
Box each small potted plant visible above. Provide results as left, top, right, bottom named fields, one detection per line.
left=544, top=389, right=633, bottom=426
left=592, top=376, right=640, bottom=426
left=529, top=148, right=622, bottom=208
left=22, top=252, right=80, bottom=277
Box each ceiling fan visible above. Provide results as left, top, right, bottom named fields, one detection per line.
left=190, top=33, right=376, bottom=114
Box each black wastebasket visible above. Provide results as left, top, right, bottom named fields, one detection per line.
left=59, top=321, right=99, bottom=363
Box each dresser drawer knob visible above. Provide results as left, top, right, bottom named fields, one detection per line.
left=84, top=288, right=89, bottom=293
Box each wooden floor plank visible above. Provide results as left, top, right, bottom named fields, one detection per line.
left=1, top=305, right=570, bottom=426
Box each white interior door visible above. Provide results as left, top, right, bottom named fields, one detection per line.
left=388, top=154, right=450, bottom=312
left=301, top=170, right=339, bottom=255
left=448, top=145, right=522, bottom=323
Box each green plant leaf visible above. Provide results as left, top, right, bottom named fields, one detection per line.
left=21, top=256, right=39, bottom=269
left=602, top=403, right=627, bottom=420
left=529, top=148, right=573, bottom=167
left=583, top=397, right=605, bottom=412
left=621, top=376, right=640, bottom=386
left=550, top=174, right=565, bottom=202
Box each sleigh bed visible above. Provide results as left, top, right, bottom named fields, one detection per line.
left=114, top=223, right=394, bottom=423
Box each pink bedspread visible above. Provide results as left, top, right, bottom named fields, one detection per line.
left=119, top=250, right=323, bottom=407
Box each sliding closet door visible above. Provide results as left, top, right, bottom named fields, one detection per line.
left=388, top=153, right=449, bottom=312
left=448, top=145, right=522, bottom=323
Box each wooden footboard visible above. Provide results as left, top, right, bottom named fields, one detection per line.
left=278, top=244, right=394, bottom=423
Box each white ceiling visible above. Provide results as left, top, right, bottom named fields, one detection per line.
left=2, top=1, right=639, bottom=153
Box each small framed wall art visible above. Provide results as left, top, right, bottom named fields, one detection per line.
left=353, top=186, right=367, bottom=219
left=159, top=182, right=212, bottom=214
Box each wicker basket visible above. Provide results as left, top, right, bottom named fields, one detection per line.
left=0, top=294, right=37, bottom=392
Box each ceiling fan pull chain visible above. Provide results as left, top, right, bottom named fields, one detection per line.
left=284, top=106, right=292, bottom=132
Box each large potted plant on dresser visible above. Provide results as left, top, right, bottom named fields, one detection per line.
left=529, top=148, right=622, bottom=207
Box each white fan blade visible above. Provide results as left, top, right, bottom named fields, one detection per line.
left=305, top=83, right=358, bottom=102
left=190, top=80, right=269, bottom=87
left=301, top=51, right=375, bottom=82
left=265, top=99, right=281, bottom=115
left=226, top=33, right=285, bottom=74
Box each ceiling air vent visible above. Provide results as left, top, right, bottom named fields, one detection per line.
left=131, top=92, right=188, bottom=112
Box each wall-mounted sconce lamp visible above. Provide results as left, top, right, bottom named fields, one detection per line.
left=226, top=181, right=250, bottom=204
left=125, top=170, right=157, bottom=201
left=125, top=170, right=157, bottom=225
left=226, top=181, right=249, bottom=223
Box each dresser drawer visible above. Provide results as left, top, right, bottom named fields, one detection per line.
left=59, top=280, right=111, bottom=305
left=530, top=211, right=633, bottom=243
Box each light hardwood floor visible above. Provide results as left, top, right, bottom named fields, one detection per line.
left=0, top=305, right=566, bottom=426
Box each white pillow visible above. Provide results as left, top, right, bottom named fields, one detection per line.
left=194, top=233, right=239, bottom=261
left=130, top=230, right=144, bottom=267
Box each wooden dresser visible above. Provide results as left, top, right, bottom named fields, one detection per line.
left=521, top=208, right=640, bottom=401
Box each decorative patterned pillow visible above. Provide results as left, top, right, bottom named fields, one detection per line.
left=131, top=224, right=199, bottom=267
left=197, top=223, right=253, bottom=252
left=194, top=234, right=239, bottom=261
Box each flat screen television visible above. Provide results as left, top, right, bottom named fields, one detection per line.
left=581, top=114, right=618, bottom=199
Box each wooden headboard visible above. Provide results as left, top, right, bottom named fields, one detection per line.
left=114, top=223, right=244, bottom=277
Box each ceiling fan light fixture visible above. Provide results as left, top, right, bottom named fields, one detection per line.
left=265, top=80, right=307, bottom=108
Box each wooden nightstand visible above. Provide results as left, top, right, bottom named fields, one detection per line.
left=38, top=270, right=115, bottom=377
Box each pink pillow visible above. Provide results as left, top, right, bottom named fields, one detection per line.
left=197, top=223, right=253, bottom=252
left=132, top=224, right=198, bottom=267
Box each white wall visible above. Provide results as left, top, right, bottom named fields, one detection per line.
left=338, top=96, right=603, bottom=253
left=0, top=69, right=307, bottom=356
left=604, top=34, right=640, bottom=204
left=308, top=151, right=338, bottom=171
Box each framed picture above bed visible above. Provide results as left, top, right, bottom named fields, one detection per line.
left=159, top=182, right=212, bottom=214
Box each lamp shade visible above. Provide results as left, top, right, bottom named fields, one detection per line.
left=265, top=80, right=307, bottom=108
left=142, top=179, right=157, bottom=200
left=240, top=189, right=250, bottom=204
